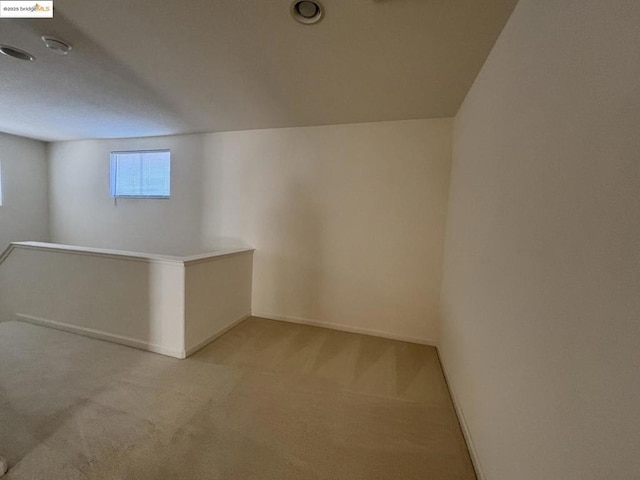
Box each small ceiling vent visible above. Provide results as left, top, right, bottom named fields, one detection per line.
left=41, top=35, right=72, bottom=55
left=291, top=0, right=324, bottom=25
left=0, top=45, right=35, bottom=61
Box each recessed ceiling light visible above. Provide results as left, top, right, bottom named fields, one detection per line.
left=0, top=45, right=35, bottom=61
left=41, top=35, right=72, bottom=55
left=291, top=0, right=324, bottom=25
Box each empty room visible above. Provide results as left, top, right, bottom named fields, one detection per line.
left=0, top=0, right=638, bottom=479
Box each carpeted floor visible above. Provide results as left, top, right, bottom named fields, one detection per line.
left=0, top=317, right=476, bottom=479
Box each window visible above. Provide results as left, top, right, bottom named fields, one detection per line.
left=110, top=150, right=170, bottom=198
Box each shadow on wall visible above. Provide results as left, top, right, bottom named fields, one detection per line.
left=266, top=179, right=324, bottom=320
left=0, top=251, right=168, bottom=475
left=0, top=247, right=158, bottom=349
left=0, top=244, right=183, bottom=366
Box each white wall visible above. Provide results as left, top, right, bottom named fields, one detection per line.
left=184, top=251, right=253, bottom=354
left=440, top=1, right=640, bottom=479
left=48, top=134, right=205, bottom=256
left=47, top=119, right=452, bottom=344
left=0, top=242, right=253, bottom=358
left=201, top=119, right=451, bottom=343
left=0, top=133, right=49, bottom=251
left=0, top=243, right=185, bottom=357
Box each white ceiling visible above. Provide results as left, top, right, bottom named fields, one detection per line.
left=0, top=0, right=518, bottom=142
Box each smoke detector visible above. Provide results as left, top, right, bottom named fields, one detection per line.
left=41, top=35, right=72, bottom=55
left=291, top=0, right=324, bottom=25
left=0, top=45, right=35, bottom=61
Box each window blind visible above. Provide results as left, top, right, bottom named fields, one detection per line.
left=110, top=150, right=170, bottom=198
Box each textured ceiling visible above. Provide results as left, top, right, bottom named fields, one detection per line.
left=0, top=0, right=518, bottom=141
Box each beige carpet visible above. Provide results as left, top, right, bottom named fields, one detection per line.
left=0, top=317, right=476, bottom=479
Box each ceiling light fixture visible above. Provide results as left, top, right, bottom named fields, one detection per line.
left=0, top=45, right=35, bottom=61
left=291, top=0, right=324, bottom=25
left=41, top=35, right=72, bottom=55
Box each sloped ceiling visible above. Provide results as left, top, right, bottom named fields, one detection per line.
left=0, top=0, right=518, bottom=141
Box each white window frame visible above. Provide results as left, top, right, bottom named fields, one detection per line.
left=109, top=149, right=171, bottom=199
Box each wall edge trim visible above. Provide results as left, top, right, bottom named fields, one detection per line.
left=253, top=312, right=437, bottom=346
left=437, top=349, right=486, bottom=480
left=15, top=313, right=185, bottom=359
left=184, top=313, right=251, bottom=357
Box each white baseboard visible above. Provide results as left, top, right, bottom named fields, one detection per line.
left=252, top=312, right=437, bottom=346
left=184, top=313, right=251, bottom=357
left=15, top=313, right=185, bottom=359
left=437, top=351, right=485, bottom=480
